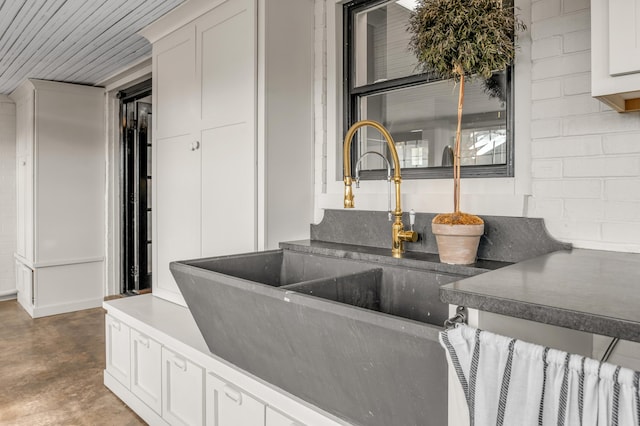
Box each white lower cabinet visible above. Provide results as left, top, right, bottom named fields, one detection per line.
left=131, top=329, right=162, bottom=414
left=162, top=346, right=205, bottom=426
left=105, top=315, right=130, bottom=388
left=104, top=296, right=347, bottom=426
left=266, top=407, right=305, bottom=426
left=206, top=372, right=265, bottom=426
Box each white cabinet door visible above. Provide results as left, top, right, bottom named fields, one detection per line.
left=196, top=0, right=257, bottom=258
left=162, top=347, right=205, bottom=426
left=14, top=91, right=33, bottom=261
left=154, top=24, right=196, bottom=140
left=196, top=0, right=255, bottom=131
left=609, top=0, right=640, bottom=76
left=154, top=134, right=201, bottom=303
left=15, top=155, right=28, bottom=259
left=153, top=20, right=201, bottom=306
left=206, top=372, right=265, bottom=426
left=201, top=124, right=256, bottom=257
left=266, top=407, right=305, bottom=426
left=131, top=329, right=162, bottom=415
left=105, top=315, right=131, bottom=388
left=34, top=87, right=105, bottom=263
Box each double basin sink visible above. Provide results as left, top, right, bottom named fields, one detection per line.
left=171, top=248, right=464, bottom=426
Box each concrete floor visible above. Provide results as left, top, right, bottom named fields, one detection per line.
left=0, top=300, right=145, bottom=425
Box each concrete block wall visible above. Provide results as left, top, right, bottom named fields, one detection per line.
left=528, top=0, right=640, bottom=252
left=0, top=95, right=16, bottom=297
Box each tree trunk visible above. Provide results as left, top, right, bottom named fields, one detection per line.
left=454, top=71, right=465, bottom=214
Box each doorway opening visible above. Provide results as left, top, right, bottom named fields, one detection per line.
left=119, top=80, right=152, bottom=295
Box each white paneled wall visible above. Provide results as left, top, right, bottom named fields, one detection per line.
left=528, top=0, right=640, bottom=252
left=0, top=95, right=15, bottom=297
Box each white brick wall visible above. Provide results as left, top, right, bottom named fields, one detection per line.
left=529, top=0, right=640, bottom=252
left=314, top=0, right=639, bottom=252
left=0, top=95, right=15, bottom=296
left=314, top=0, right=327, bottom=199
left=531, top=79, right=562, bottom=100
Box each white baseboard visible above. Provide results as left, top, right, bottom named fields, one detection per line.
left=0, top=290, right=17, bottom=301
left=29, top=298, right=104, bottom=318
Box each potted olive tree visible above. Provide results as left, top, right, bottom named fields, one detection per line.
left=408, top=0, right=525, bottom=264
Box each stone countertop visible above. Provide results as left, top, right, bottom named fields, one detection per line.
left=440, top=248, right=640, bottom=342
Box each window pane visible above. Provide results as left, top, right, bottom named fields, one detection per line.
left=355, top=73, right=508, bottom=171
left=353, top=1, right=419, bottom=86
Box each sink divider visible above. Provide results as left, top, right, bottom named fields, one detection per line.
left=280, top=268, right=383, bottom=312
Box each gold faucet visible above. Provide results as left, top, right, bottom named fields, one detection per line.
left=343, top=120, right=418, bottom=257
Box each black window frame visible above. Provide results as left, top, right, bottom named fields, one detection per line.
left=343, top=0, right=515, bottom=181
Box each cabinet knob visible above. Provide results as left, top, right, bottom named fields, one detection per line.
left=191, top=141, right=200, bottom=151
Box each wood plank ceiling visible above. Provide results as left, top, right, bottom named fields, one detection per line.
left=0, top=0, right=184, bottom=95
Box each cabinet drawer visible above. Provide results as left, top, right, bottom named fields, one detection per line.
left=206, top=372, right=265, bottom=426
left=131, top=329, right=162, bottom=414
left=105, top=315, right=131, bottom=388
left=162, top=347, right=205, bottom=426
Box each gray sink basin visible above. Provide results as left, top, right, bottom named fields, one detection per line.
left=171, top=249, right=461, bottom=426
left=283, top=263, right=457, bottom=325
left=185, top=249, right=380, bottom=287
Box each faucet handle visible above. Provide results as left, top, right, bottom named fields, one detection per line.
left=409, top=209, right=416, bottom=231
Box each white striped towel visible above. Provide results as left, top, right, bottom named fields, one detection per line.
left=440, top=325, right=640, bottom=426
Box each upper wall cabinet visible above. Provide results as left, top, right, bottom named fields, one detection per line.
left=141, top=0, right=314, bottom=306
left=591, top=0, right=640, bottom=112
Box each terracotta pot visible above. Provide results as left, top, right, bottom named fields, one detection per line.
left=432, top=223, right=484, bottom=265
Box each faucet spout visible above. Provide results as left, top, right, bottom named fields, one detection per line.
left=354, top=151, right=392, bottom=186
left=343, top=120, right=418, bottom=257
